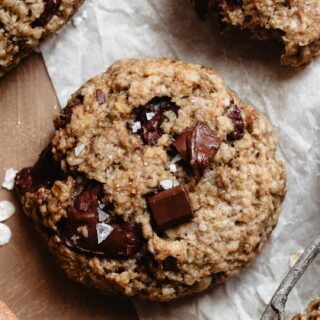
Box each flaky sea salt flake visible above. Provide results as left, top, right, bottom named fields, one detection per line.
left=2, top=168, right=17, bottom=190
left=160, top=179, right=174, bottom=190
left=132, top=121, right=141, bottom=133
left=0, top=223, right=11, bottom=246
left=169, top=163, right=177, bottom=173
left=171, top=154, right=182, bottom=164
left=146, top=112, right=155, bottom=120
left=0, top=201, right=15, bottom=222
left=74, top=144, right=86, bottom=156
left=96, top=223, right=113, bottom=244
left=97, top=207, right=109, bottom=222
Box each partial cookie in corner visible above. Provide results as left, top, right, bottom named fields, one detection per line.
left=0, top=301, right=17, bottom=320
left=292, top=297, right=320, bottom=320
left=0, top=0, right=85, bottom=76
left=192, top=0, right=320, bottom=67
left=14, top=58, right=287, bottom=301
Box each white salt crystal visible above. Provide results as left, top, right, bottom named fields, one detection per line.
left=146, top=112, right=155, bottom=120
left=160, top=179, right=174, bottom=190
left=132, top=121, right=141, bottom=133
left=0, top=223, right=11, bottom=246
left=97, top=207, right=108, bottom=222
left=0, top=201, right=15, bottom=222
left=2, top=168, right=17, bottom=190
left=74, top=144, right=86, bottom=156
left=171, top=154, right=182, bottom=164
left=96, top=223, right=113, bottom=244
left=169, top=163, right=177, bottom=173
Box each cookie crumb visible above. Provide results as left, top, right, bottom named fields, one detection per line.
left=2, top=169, right=17, bottom=190
left=0, top=201, right=15, bottom=222
left=290, top=250, right=304, bottom=267
left=96, top=223, right=113, bottom=244
left=0, top=223, right=12, bottom=246
left=74, top=144, right=86, bottom=156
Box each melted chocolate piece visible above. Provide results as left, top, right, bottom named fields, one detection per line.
left=173, top=122, right=221, bottom=183
left=58, top=185, right=141, bottom=258
left=147, top=185, right=194, bottom=231
left=96, top=89, right=106, bottom=105
left=53, top=106, right=73, bottom=130
left=193, top=0, right=212, bottom=21
left=162, top=256, right=178, bottom=271
left=14, top=144, right=64, bottom=194
left=32, top=0, right=61, bottom=28
left=226, top=0, right=242, bottom=7
left=134, top=96, right=179, bottom=146
left=225, top=103, right=244, bottom=142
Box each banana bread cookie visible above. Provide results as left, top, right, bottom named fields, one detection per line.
left=292, top=297, right=320, bottom=320
left=0, top=0, right=85, bottom=76
left=14, top=58, right=287, bottom=301
left=192, top=0, right=320, bottom=67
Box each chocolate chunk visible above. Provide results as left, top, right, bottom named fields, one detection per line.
left=173, top=122, right=221, bottom=183
left=53, top=106, right=73, bottom=130
left=225, top=103, right=244, bottom=142
left=15, top=144, right=64, bottom=194
left=226, top=0, right=242, bottom=7
left=193, top=0, right=212, bottom=21
left=134, top=96, right=179, bottom=146
left=31, top=0, right=61, bottom=28
left=162, top=256, right=178, bottom=271
left=58, top=185, right=141, bottom=258
left=147, top=185, right=194, bottom=231
left=96, top=89, right=106, bottom=105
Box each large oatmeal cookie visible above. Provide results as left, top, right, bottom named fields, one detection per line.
left=192, top=0, right=320, bottom=67
left=15, top=58, right=287, bottom=301
left=292, top=297, right=320, bottom=320
left=0, top=0, right=85, bottom=76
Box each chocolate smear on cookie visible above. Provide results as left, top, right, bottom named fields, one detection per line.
left=147, top=185, right=194, bottom=231
left=58, top=184, right=141, bottom=258
left=14, top=144, right=64, bottom=194
left=134, top=96, right=179, bottom=146
left=32, top=0, right=62, bottom=28
left=225, top=103, right=244, bottom=143
left=173, top=122, right=221, bottom=183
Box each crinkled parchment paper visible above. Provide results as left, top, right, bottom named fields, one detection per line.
left=41, top=0, right=320, bottom=318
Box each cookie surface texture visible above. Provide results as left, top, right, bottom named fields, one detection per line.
left=15, top=58, right=287, bottom=301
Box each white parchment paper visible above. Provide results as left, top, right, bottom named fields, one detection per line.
left=41, top=0, right=320, bottom=318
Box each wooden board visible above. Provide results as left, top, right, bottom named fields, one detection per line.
left=0, top=54, right=138, bottom=320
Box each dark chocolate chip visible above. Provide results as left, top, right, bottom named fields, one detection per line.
left=58, top=185, right=141, bottom=258
left=96, top=89, right=106, bottom=105
left=173, top=122, right=221, bottom=183
left=53, top=106, right=73, bottom=130
left=226, top=0, right=242, bottom=7
left=147, top=185, right=194, bottom=231
left=162, top=256, right=178, bottom=271
left=32, top=0, right=61, bottom=28
left=15, top=144, right=64, bottom=194
left=193, top=0, right=211, bottom=21
left=225, top=103, right=244, bottom=142
left=134, top=96, right=179, bottom=146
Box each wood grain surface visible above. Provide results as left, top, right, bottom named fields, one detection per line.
left=0, top=54, right=138, bottom=320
